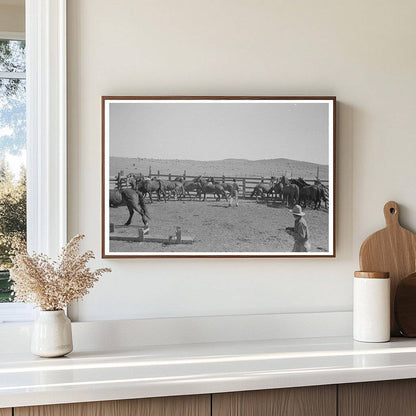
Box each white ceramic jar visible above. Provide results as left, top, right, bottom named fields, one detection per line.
left=31, top=310, right=73, bottom=357
left=353, top=271, right=390, bottom=343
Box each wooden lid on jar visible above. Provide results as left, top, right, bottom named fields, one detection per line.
left=354, top=271, right=390, bottom=279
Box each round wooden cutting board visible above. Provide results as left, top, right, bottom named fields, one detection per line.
left=395, top=272, right=416, bottom=337
left=359, top=201, right=416, bottom=335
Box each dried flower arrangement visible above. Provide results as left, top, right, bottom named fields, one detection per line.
left=10, top=235, right=111, bottom=311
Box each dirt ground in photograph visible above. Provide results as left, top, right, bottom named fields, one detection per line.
left=109, top=198, right=329, bottom=253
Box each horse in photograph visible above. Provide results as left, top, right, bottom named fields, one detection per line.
left=122, top=188, right=149, bottom=226
left=279, top=176, right=299, bottom=207
left=159, top=178, right=184, bottom=200
left=109, top=189, right=123, bottom=207
left=172, top=180, right=185, bottom=199
left=273, top=180, right=284, bottom=201
left=172, top=176, right=190, bottom=200
left=299, top=185, right=321, bottom=209
left=291, top=177, right=326, bottom=210
left=185, top=181, right=202, bottom=199
left=174, top=178, right=202, bottom=200
left=133, top=177, right=167, bottom=203
left=251, top=177, right=277, bottom=202
left=206, top=177, right=239, bottom=204
left=314, top=180, right=329, bottom=209
left=194, top=176, right=228, bottom=202
left=298, top=177, right=328, bottom=209
left=223, top=181, right=240, bottom=203
left=127, top=172, right=144, bottom=181
left=109, top=187, right=149, bottom=227
left=290, top=177, right=309, bottom=188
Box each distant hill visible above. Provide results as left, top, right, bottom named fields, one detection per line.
left=110, top=157, right=328, bottom=181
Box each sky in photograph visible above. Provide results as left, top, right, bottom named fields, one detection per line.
left=109, top=101, right=330, bottom=165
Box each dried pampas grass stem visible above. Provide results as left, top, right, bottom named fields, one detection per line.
left=10, top=235, right=111, bottom=311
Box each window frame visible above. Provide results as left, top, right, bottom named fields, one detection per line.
left=0, top=0, right=67, bottom=323
left=0, top=31, right=25, bottom=41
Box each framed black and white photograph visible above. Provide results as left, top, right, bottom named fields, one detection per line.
left=102, top=96, right=335, bottom=258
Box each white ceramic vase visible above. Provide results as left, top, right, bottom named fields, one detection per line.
left=31, top=310, right=73, bottom=358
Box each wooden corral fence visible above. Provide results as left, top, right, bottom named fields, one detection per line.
left=110, top=168, right=328, bottom=200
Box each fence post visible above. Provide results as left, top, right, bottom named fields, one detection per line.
left=138, top=227, right=144, bottom=242
left=117, top=171, right=121, bottom=190
left=242, top=178, right=246, bottom=199
left=176, top=227, right=182, bottom=244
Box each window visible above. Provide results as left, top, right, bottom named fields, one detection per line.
left=0, top=34, right=33, bottom=322
left=0, top=37, right=26, bottom=302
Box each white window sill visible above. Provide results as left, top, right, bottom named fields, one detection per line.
left=0, top=303, right=35, bottom=324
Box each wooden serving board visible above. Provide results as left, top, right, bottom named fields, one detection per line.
left=395, top=272, right=416, bottom=337
left=359, top=201, right=416, bottom=335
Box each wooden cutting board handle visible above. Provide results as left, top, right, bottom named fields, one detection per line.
left=359, top=201, right=416, bottom=336
left=384, top=201, right=400, bottom=228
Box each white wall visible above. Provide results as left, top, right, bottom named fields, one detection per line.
left=67, top=0, right=416, bottom=321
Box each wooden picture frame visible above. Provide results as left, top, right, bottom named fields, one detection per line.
left=102, top=96, right=336, bottom=258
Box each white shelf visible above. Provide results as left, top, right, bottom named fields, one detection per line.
left=1, top=336, right=416, bottom=408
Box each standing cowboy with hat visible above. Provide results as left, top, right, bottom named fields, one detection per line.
left=228, top=178, right=239, bottom=208
left=286, top=205, right=311, bottom=252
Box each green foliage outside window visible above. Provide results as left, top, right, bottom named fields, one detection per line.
left=0, top=39, right=27, bottom=302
